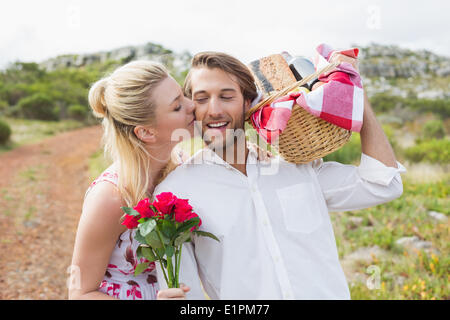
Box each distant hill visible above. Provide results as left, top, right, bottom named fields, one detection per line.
left=39, top=43, right=174, bottom=70
left=38, top=42, right=192, bottom=85
left=358, top=43, right=450, bottom=78
left=38, top=42, right=450, bottom=100
left=356, top=43, right=450, bottom=99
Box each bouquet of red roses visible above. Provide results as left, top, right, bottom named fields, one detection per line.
left=121, top=192, right=219, bottom=288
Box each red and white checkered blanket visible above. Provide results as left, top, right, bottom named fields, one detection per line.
left=250, top=43, right=365, bottom=144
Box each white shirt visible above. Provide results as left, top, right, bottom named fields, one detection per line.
left=154, top=144, right=406, bottom=299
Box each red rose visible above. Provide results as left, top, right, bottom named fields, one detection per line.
left=186, top=211, right=202, bottom=231
left=173, top=198, right=193, bottom=223
left=121, top=214, right=139, bottom=229
left=133, top=198, right=155, bottom=218
left=152, top=192, right=177, bottom=216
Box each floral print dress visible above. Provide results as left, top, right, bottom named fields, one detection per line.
left=84, top=165, right=159, bottom=300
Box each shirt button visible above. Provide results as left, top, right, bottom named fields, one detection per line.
left=263, top=219, right=269, bottom=226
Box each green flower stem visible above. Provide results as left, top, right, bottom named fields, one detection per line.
left=153, top=249, right=169, bottom=286
left=175, top=244, right=183, bottom=288
left=174, top=246, right=178, bottom=288
left=164, top=252, right=175, bottom=288
left=155, top=228, right=175, bottom=287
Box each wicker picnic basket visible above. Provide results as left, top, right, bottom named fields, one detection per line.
left=245, top=60, right=352, bottom=164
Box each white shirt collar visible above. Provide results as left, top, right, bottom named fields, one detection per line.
left=182, top=140, right=269, bottom=167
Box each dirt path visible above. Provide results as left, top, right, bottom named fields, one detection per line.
left=0, top=125, right=103, bottom=299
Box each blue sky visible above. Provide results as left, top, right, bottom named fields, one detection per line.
left=1, top=0, right=449, bottom=68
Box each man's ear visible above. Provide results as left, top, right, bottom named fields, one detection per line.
left=134, top=125, right=157, bottom=144
left=244, top=99, right=251, bottom=114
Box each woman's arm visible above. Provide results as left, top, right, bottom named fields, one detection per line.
left=69, top=182, right=126, bottom=300
left=70, top=182, right=190, bottom=300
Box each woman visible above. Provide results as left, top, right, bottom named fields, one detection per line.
left=69, top=60, right=194, bottom=300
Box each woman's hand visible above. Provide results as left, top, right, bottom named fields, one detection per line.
left=311, top=81, right=325, bottom=91
left=156, top=283, right=191, bottom=300
left=311, top=50, right=360, bottom=91
left=329, top=51, right=360, bottom=72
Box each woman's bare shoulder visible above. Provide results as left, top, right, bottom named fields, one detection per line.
left=82, top=181, right=126, bottom=229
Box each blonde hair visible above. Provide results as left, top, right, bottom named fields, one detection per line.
left=88, top=60, right=170, bottom=206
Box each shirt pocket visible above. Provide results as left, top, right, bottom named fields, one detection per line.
left=275, top=182, right=323, bottom=234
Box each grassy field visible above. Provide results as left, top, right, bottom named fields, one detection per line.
left=0, top=117, right=86, bottom=153
left=332, top=172, right=449, bottom=300
left=88, top=148, right=112, bottom=181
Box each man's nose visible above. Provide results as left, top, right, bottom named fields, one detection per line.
left=207, top=96, right=224, bottom=118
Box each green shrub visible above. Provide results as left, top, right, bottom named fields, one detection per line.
left=17, top=93, right=59, bottom=120
left=0, top=100, right=7, bottom=115
left=382, top=124, right=400, bottom=153
left=370, top=93, right=404, bottom=113
left=404, top=138, right=450, bottom=164
left=0, top=118, right=12, bottom=145
left=370, top=93, right=450, bottom=118
left=323, top=123, right=400, bottom=164
left=324, top=133, right=361, bottom=164
left=68, top=104, right=88, bottom=121
left=422, top=119, right=446, bottom=140
left=409, top=98, right=450, bottom=118
left=1, top=82, right=32, bottom=106
left=3, top=104, right=22, bottom=117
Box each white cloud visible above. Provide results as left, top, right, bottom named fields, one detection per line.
left=0, top=0, right=448, bottom=69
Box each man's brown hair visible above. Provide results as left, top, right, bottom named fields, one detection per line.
left=183, top=51, right=258, bottom=103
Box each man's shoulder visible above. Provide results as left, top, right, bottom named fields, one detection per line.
left=158, top=163, right=194, bottom=184
left=155, top=155, right=208, bottom=190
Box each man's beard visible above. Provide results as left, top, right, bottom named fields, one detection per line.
left=206, top=126, right=244, bottom=150
left=203, top=105, right=247, bottom=163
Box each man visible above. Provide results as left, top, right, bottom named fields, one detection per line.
left=154, top=51, right=406, bottom=299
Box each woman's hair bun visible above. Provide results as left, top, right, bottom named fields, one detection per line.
left=88, top=78, right=109, bottom=118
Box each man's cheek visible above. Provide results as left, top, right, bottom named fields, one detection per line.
left=193, top=101, right=205, bottom=112
left=194, top=107, right=206, bottom=122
